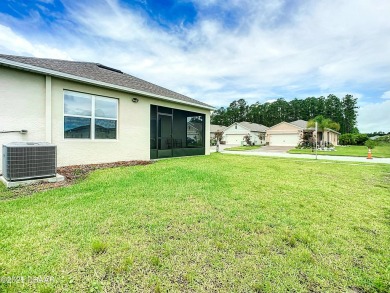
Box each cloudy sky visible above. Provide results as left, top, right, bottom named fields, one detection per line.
left=0, top=0, right=389, bottom=132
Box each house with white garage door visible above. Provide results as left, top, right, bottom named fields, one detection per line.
left=223, top=122, right=268, bottom=145
left=266, top=120, right=339, bottom=146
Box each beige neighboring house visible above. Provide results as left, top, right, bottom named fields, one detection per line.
left=316, top=128, right=340, bottom=146
left=210, top=124, right=227, bottom=139
left=0, top=54, right=214, bottom=173
left=266, top=119, right=340, bottom=146
left=223, top=122, right=268, bottom=145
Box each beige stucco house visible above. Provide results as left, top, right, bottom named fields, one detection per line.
left=266, top=120, right=339, bottom=146
left=0, top=54, right=214, bottom=173
left=223, top=122, right=268, bottom=145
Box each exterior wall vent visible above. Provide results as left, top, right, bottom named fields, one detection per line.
left=2, top=142, right=57, bottom=181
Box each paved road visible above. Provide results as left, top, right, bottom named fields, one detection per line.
left=210, top=144, right=390, bottom=164
left=218, top=150, right=390, bottom=164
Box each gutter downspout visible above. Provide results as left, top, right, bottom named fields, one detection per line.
left=45, top=75, right=52, bottom=143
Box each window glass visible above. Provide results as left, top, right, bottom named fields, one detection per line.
left=64, top=92, right=92, bottom=116
left=95, top=97, right=118, bottom=119
left=64, top=91, right=118, bottom=139
left=95, top=119, right=117, bottom=139
left=187, top=115, right=204, bottom=147
left=64, top=116, right=91, bottom=138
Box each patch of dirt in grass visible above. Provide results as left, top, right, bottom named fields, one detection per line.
left=57, top=160, right=152, bottom=182
left=347, top=286, right=366, bottom=293
left=2, top=160, right=152, bottom=200
left=298, top=271, right=323, bottom=292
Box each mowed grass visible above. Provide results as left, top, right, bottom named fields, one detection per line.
left=224, top=145, right=261, bottom=151
left=0, top=154, right=389, bottom=292
left=289, top=144, right=390, bottom=158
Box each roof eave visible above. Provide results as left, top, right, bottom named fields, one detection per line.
left=306, top=127, right=340, bottom=134
left=0, top=57, right=215, bottom=111
left=324, top=128, right=341, bottom=134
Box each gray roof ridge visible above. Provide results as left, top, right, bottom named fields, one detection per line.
left=0, top=53, right=96, bottom=65
left=0, top=53, right=213, bottom=109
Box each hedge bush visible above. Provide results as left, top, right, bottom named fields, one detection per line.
left=339, top=133, right=369, bottom=145
left=364, top=140, right=376, bottom=149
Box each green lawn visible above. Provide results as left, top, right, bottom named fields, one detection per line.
left=0, top=154, right=389, bottom=292
left=224, top=145, right=261, bottom=151
left=289, top=144, right=390, bottom=158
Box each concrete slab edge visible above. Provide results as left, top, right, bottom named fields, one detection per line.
left=0, top=174, right=65, bottom=188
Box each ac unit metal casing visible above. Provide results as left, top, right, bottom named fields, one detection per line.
left=2, top=142, right=57, bottom=181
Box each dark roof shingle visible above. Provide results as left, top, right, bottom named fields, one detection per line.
left=0, top=54, right=212, bottom=109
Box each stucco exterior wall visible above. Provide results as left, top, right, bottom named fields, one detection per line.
left=0, top=67, right=46, bottom=173
left=322, top=130, right=339, bottom=146
left=266, top=122, right=301, bottom=143
left=223, top=123, right=248, bottom=135
left=0, top=66, right=210, bottom=172
left=223, top=123, right=246, bottom=145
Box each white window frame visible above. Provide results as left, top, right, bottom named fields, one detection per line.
left=63, top=90, right=119, bottom=140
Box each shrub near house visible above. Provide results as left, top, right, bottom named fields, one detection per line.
left=339, top=133, right=369, bottom=145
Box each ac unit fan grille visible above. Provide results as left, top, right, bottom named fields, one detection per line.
left=2, top=143, right=57, bottom=181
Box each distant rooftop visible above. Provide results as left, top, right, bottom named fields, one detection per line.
left=239, top=121, right=268, bottom=132
left=289, top=120, right=308, bottom=129
left=210, top=124, right=227, bottom=133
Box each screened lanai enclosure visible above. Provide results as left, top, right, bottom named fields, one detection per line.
left=150, top=105, right=205, bottom=159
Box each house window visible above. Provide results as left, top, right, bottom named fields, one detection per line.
left=64, top=91, right=118, bottom=139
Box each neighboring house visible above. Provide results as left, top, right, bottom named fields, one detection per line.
left=317, top=127, right=340, bottom=146
left=210, top=124, right=227, bottom=139
left=222, top=122, right=268, bottom=145
left=0, top=54, right=214, bottom=172
left=266, top=119, right=340, bottom=146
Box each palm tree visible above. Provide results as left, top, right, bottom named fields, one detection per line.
left=308, top=115, right=340, bottom=131
left=307, top=115, right=340, bottom=146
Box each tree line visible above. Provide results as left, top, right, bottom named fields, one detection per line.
left=211, top=94, right=358, bottom=134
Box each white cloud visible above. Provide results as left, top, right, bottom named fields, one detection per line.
left=358, top=99, right=390, bottom=133
left=380, top=91, right=390, bottom=99
left=0, top=24, right=72, bottom=60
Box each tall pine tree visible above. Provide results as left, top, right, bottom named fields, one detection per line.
left=342, top=94, right=359, bottom=133
left=210, top=94, right=359, bottom=133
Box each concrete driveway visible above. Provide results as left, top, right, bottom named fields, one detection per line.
left=211, top=145, right=293, bottom=153
left=257, top=146, right=293, bottom=153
